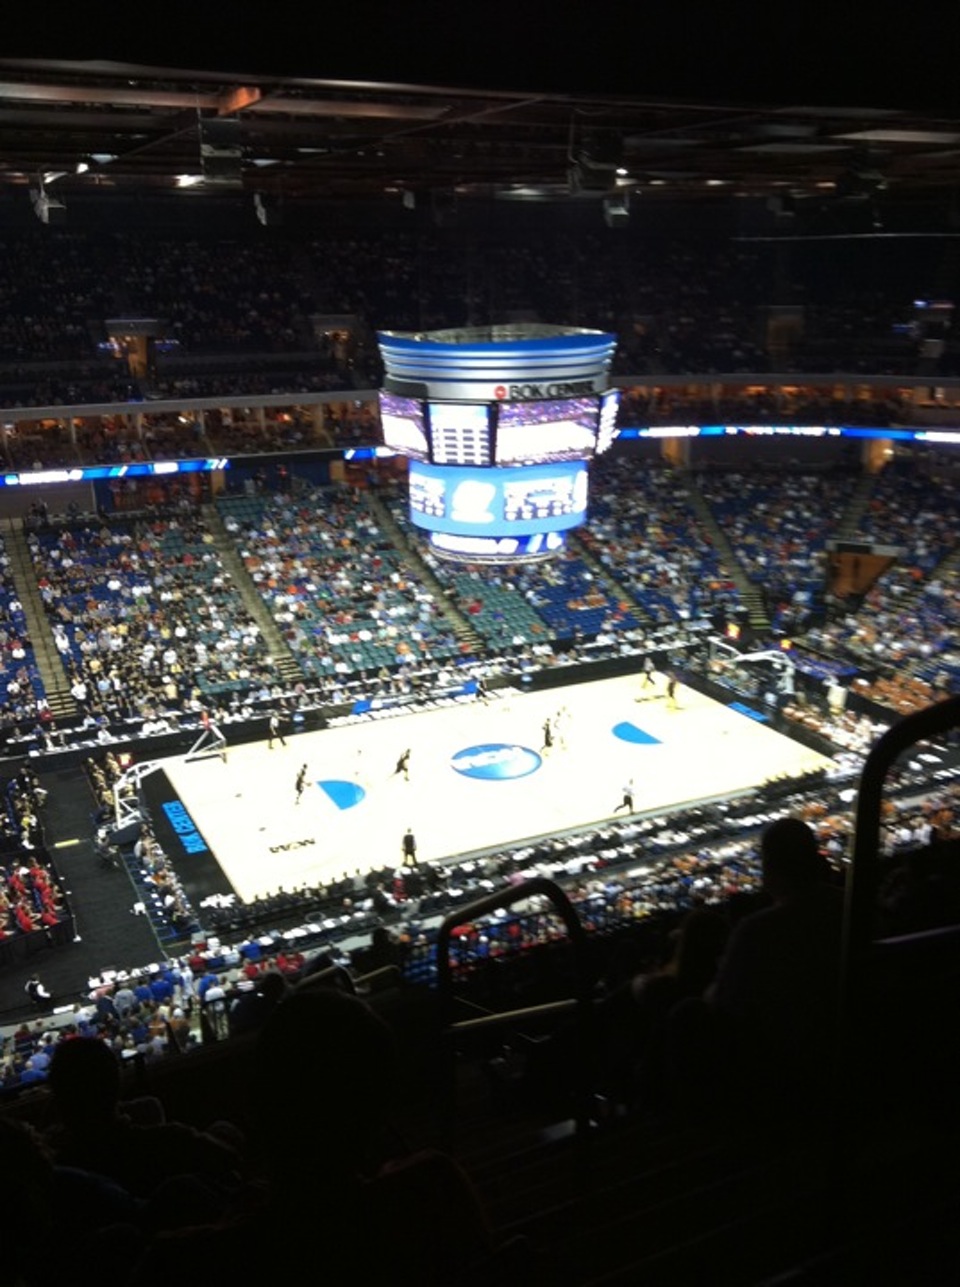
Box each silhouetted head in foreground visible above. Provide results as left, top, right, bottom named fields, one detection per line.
left=253, top=987, right=398, bottom=1176
left=761, top=817, right=830, bottom=903
left=48, top=1036, right=121, bottom=1125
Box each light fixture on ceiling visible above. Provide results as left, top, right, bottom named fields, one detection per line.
left=30, top=176, right=65, bottom=225
left=602, top=192, right=630, bottom=228
left=253, top=191, right=282, bottom=226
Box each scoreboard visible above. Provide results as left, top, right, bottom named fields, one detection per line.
left=377, top=388, right=620, bottom=467
left=379, top=392, right=430, bottom=462
left=494, top=396, right=600, bottom=465
left=376, top=325, right=618, bottom=562
left=408, top=461, right=589, bottom=536
left=427, top=403, right=492, bottom=466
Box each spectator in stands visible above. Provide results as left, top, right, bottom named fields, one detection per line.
left=706, top=817, right=844, bottom=1106
left=627, top=906, right=729, bottom=1032
left=226, top=969, right=289, bottom=1038
left=43, top=1037, right=242, bottom=1204
left=131, top=988, right=497, bottom=1285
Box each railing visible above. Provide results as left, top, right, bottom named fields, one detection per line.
left=436, top=876, right=598, bottom=1144
left=837, top=693, right=960, bottom=1119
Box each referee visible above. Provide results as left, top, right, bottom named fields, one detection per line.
left=402, top=826, right=419, bottom=868
left=614, top=779, right=635, bottom=814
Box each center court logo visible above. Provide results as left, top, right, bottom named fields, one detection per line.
left=451, top=743, right=542, bottom=781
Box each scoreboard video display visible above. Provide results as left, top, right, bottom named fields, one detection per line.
left=378, top=392, right=430, bottom=462
left=377, top=391, right=621, bottom=465
left=596, top=388, right=621, bottom=455
left=408, top=460, right=588, bottom=536
left=376, top=325, right=618, bottom=562
left=494, top=396, right=600, bottom=465
left=426, top=402, right=492, bottom=466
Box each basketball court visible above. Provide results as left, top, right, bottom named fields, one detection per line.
left=150, top=674, right=833, bottom=904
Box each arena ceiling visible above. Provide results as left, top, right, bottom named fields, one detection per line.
left=0, top=57, right=959, bottom=213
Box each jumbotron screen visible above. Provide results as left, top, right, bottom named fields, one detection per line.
left=596, top=388, right=620, bottom=455
left=426, top=402, right=492, bottom=466
left=408, top=460, right=588, bottom=536
left=494, top=396, right=599, bottom=465
left=378, top=392, right=430, bottom=462
left=378, top=391, right=621, bottom=466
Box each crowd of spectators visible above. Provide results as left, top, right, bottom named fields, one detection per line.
left=0, top=447, right=951, bottom=754
left=28, top=506, right=276, bottom=724
left=1, top=378, right=950, bottom=472
left=696, top=465, right=861, bottom=632
left=383, top=477, right=705, bottom=648
left=0, top=227, right=956, bottom=419
left=221, top=485, right=466, bottom=679
left=87, top=753, right=199, bottom=943
left=0, top=983, right=504, bottom=1287
left=0, top=792, right=955, bottom=1282
left=0, top=439, right=951, bottom=763
left=108, top=234, right=315, bottom=354
left=0, top=768, right=71, bottom=949
left=201, top=407, right=330, bottom=455
left=0, top=533, right=44, bottom=731
left=616, top=385, right=906, bottom=428
left=148, top=360, right=359, bottom=402
left=799, top=457, right=960, bottom=701
left=809, top=571, right=959, bottom=677
left=0, top=233, right=114, bottom=363
left=580, top=457, right=743, bottom=627
left=1, top=938, right=316, bottom=1089
left=851, top=456, right=960, bottom=569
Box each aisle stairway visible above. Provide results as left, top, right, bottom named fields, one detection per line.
left=363, top=489, right=484, bottom=653
left=683, top=483, right=770, bottom=631
left=889, top=540, right=960, bottom=687
left=1, top=518, right=76, bottom=720
left=568, top=532, right=657, bottom=626
left=834, top=471, right=878, bottom=539
left=201, top=503, right=304, bottom=689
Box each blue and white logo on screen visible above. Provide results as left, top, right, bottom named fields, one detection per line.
left=450, top=479, right=496, bottom=524
left=451, top=743, right=542, bottom=781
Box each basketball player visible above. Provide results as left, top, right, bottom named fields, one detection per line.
left=541, top=717, right=554, bottom=754
left=666, top=672, right=679, bottom=708
left=201, top=708, right=227, bottom=763
left=393, top=748, right=411, bottom=781
left=295, top=764, right=308, bottom=804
